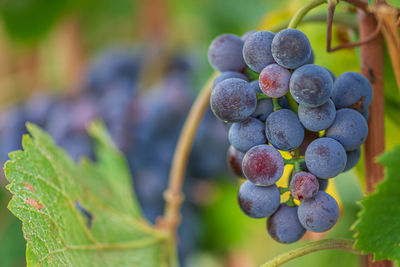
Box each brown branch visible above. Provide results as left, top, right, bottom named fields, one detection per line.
left=157, top=73, right=217, bottom=238
left=372, top=4, right=400, bottom=92
left=327, top=2, right=382, bottom=52
left=358, top=2, right=392, bottom=267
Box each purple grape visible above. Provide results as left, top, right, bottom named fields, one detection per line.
left=211, top=78, right=257, bottom=122
left=212, top=71, right=248, bottom=89
left=326, top=108, right=368, bottom=151
left=290, top=172, right=319, bottom=200
left=297, top=191, right=339, bottom=232
left=265, top=109, right=304, bottom=151
left=267, top=204, right=306, bottom=243
left=208, top=34, right=246, bottom=72
left=238, top=180, right=280, bottom=218
left=343, top=147, right=361, bottom=172
left=305, top=137, right=347, bottom=178
left=332, top=71, right=373, bottom=112
left=242, top=144, right=284, bottom=186
left=242, top=31, right=275, bottom=72
left=289, top=64, right=333, bottom=107
left=271, top=29, right=311, bottom=69
left=241, top=30, right=256, bottom=41
left=252, top=98, right=274, bottom=121
left=227, top=145, right=245, bottom=177
left=298, top=99, right=336, bottom=132
left=250, top=80, right=262, bottom=93
left=228, top=117, right=266, bottom=152
left=259, top=64, right=291, bottom=98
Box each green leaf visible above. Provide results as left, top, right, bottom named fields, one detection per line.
left=4, top=122, right=173, bottom=266
left=353, top=145, right=400, bottom=262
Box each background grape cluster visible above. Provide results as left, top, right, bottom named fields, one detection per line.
left=0, top=48, right=232, bottom=264
left=208, top=29, right=372, bottom=244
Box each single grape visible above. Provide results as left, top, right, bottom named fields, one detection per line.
left=242, top=144, right=284, bottom=186
left=238, top=180, right=280, bottom=218
left=298, top=99, right=336, bottom=132
left=227, top=145, right=245, bottom=177
left=252, top=98, right=274, bottom=121
left=317, top=178, right=329, bottom=191
left=278, top=96, right=290, bottom=109
left=242, top=31, right=275, bottom=72
left=290, top=64, right=333, bottom=107
left=259, top=64, right=291, bottom=98
left=228, top=117, right=266, bottom=152
left=267, top=204, right=306, bottom=244
left=326, top=108, right=368, bottom=151
left=290, top=172, right=319, bottom=200
left=305, top=137, right=347, bottom=178
left=343, top=147, right=361, bottom=172
left=271, top=29, right=311, bottom=69
left=211, top=78, right=257, bottom=122
left=212, top=71, right=248, bottom=89
left=242, top=30, right=256, bottom=41
left=265, top=109, right=304, bottom=151
left=208, top=34, right=246, bottom=72
left=331, top=72, right=373, bottom=112
left=297, top=191, right=339, bottom=232
left=250, top=80, right=262, bottom=93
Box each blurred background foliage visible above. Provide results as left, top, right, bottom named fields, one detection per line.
left=0, top=0, right=398, bottom=267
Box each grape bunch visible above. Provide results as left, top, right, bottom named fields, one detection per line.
left=208, top=29, right=372, bottom=244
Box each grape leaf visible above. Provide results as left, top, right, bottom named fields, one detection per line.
left=4, top=122, right=173, bottom=266
left=353, top=145, right=400, bottom=262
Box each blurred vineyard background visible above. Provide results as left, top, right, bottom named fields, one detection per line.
left=0, top=0, right=399, bottom=266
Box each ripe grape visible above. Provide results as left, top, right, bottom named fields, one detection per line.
left=298, top=99, right=336, bottom=132
left=271, top=29, right=312, bottom=69
left=252, top=99, right=273, bottom=121
left=228, top=117, right=266, bottom=152
left=238, top=180, right=280, bottom=218
left=331, top=71, right=373, bottom=112
left=227, top=145, right=245, bottom=177
left=326, top=108, right=368, bottom=151
left=250, top=80, right=262, bottom=93
left=212, top=71, right=248, bottom=89
left=343, top=147, right=361, bottom=172
left=305, top=137, right=347, bottom=178
left=242, top=144, right=284, bottom=186
left=208, top=34, right=246, bottom=72
left=289, top=64, right=333, bottom=107
left=265, top=109, right=304, bottom=151
left=259, top=64, right=291, bottom=98
left=210, top=78, right=257, bottom=122
left=297, top=191, right=339, bottom=232
left=242, top=30, right=256, bottom=41
left=290, top=172, right=319, bottom=200
left=242, top=31, right=275, bottom=72
left=267, top=204, right=306, bottom=244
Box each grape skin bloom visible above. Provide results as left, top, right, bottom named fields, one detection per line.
left=326, top=108, right=368, bottom=151
left=271, top=29, right=312, bottom=69
left=208, top=34, right=246, bottom=72
left=297, top=191, right=339, bottom=233
left=228, top=117, right=266, bottom=152
left=290, top=64, right=333, bottom=107
left=305, top=137, right=347, bottom=178
left=242, top=144, right=284, bottom=186
left=210, top=78, right=257, bottom=122
left=267, top=204, right=306, bottom=244
left=259, top=63, right=291, bottom=98
left=243, top=31, right=276, bottom=72
left=265, top=109, right=304, bottom=151
left=298, top=99, right=336, bottom=132
left=238, top=180, right=280, bottom=218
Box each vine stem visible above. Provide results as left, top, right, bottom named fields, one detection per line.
left=287, top=0, right=327, bottom=29
left=157, top=72, right=218, bottom=237
left=260, top=239, right=361, bottom=267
